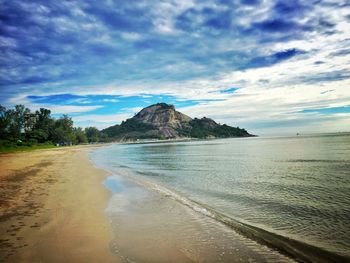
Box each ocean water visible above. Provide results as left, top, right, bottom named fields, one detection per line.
left=91, top=133, right=350, bottom=261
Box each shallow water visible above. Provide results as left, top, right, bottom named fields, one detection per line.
left=103, top=174, right=294, bottom=262
left=91, top=133, right=350, bottom=261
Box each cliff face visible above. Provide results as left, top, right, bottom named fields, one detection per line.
left=102, top=103, right=252, bottom=141
left=134, top=103, right=192, bottom=130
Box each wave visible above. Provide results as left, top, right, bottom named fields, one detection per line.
left=112, top=168, right=349, bottom=263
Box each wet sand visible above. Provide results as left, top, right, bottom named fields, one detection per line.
left=0, top=146, right=295, bottom=262
left=0, top=147, right=116, bottom=262
left=103, top=173, right=295, bottom=263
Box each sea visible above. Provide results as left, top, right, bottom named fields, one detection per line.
left=90, top=133, right=350, bottom=261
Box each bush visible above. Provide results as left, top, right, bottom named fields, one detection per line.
left=26, top=138, right=38, bottom=146
left=0, top=140, right=13, bottom=148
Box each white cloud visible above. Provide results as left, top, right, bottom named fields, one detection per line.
left=102, top=98, right=119, bottom=103
left=0, top=36, right=17, bottom=48
left=151, top=0, right=195, bottom=35
left=120, top=32, right=141, bottom=41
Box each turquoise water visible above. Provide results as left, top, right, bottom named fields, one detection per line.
left=91, top=133, right=350, bottom=260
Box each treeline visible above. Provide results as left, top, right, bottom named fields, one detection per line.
left=0, top=104, right=108, bottom=148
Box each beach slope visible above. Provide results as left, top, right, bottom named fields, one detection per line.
left=0, top=147, right=116, bottom=262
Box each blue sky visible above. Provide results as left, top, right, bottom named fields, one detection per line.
left=1, top=0, right=350, bottom=134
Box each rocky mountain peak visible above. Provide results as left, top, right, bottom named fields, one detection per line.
left=134, top=103, right=192, bottom=129
left=102, top=103, right=252, bottom=140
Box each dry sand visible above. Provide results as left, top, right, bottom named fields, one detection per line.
left=0, top=146, right=117, bottom=262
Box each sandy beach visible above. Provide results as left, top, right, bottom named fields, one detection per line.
left=0, top=146, right=295, bottom=263
left=0, top=146, right=116, bottom=262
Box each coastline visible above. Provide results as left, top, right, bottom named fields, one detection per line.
left=2, top=143, right=343, bottom=262
left=92, top=153, right=296, bottom=262
left=1, top=145, right=293, bottom=262
left=0, top=146, right=117, bottom=262
left=91, top=140, right=350, bottom=263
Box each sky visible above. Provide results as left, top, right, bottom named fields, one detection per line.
left=1, top=0, right=350, bottom=135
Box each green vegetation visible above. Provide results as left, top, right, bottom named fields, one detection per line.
left=154, top=103, right=174, bottom=110
left=0, top=142, right=55, bottom=153
left=103, top=123, right=160, bottom=140
left=103, top=118, right=155, bottom=137
left=0, top=103, right=252, bottom=151
left=0, top=104, right=107, bottom=153
left=188, top=118, right=250, bottom=139
left=84, top=127, right=100, bottom=143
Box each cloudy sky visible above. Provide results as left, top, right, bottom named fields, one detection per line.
left=1, top=0, right=350, bottom=135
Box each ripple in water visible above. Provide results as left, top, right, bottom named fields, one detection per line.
left=92, top=133, right=350, bottom=261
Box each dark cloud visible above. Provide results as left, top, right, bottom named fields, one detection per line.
left=294, top=70, right=350, bottom=85
left=175, top=7, right=234, bottom=33
left=314, top=61, right=325, bottom=65
left=272, top=0, right=312, bottom=18
left=133, top=38, right=174, bottom=51
left=328, top=48, right=350, bottom=57
left=175, top=8, right=203, bottom=32
left=253, top=19, right=310, bottom=33
left=83, top=4, right=151, bottom=33
left=204, top=11, right=232, bottom=30
left=242, top=49, right=305, bottom=69
left=240, top=0, right=262, bottom=5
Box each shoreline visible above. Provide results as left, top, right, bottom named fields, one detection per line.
left=0, top=145, right=292, bottom=262
left=0, top=147, right=116, bottom=262
left=2, top=144, right=344, bottom=262
left=91, top=151, right=296, bottom=262
left=91, top=143, right=350, bottom=263
left=100, top=173, right=295, bottom=262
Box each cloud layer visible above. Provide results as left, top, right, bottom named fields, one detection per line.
left=1, top=0, right=350, bottom=134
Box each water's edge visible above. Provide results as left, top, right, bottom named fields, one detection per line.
left=192, top=200, right=349, bottom=263
left=130, top=171, right=349, bottom=263
left=90, top=147, right=349, bottom=263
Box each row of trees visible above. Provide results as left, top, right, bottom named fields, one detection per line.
left=0, top=104, right=107, bottom=146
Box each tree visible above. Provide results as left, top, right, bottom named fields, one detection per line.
left=6, top=105, right=31, bottom=140
left=84, top=127, right=100, bottom=143
left=0, top=105, right=10, bottom=139
left=35, top=108, right=52, bottom=131
left=27, top=129, right=49, bottom=143
left=25, top=108, right=54, bottom=143
left=51, top=115, right=76, bottom=144
left=74, top=127, right=88, bottom=144
left=1, top=104, right=110, bottom=147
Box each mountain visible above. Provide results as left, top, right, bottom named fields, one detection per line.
left=102, top=103, right=253, bottom=141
